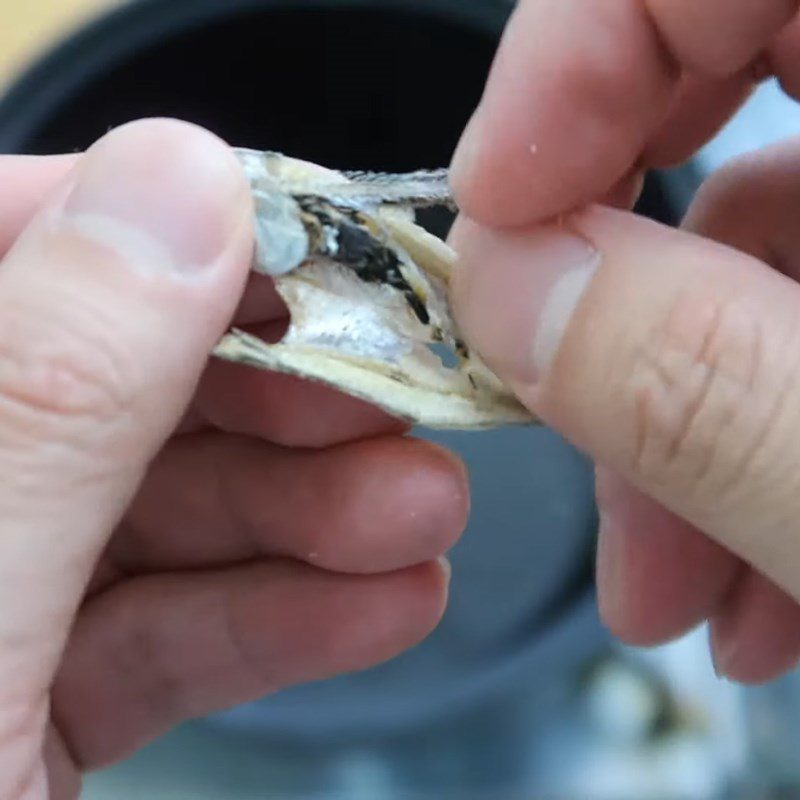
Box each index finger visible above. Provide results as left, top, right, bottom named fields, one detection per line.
left=0, top=154, right=79, bottom=254
left=450, top=0, right=800, bottom=226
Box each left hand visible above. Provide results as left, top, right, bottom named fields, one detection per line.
left=0, top=120, right=467, bottom=799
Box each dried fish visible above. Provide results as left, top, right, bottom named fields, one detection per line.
left=212, top=150, right=534, bottom=430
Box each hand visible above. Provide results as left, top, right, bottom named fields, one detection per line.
left=0, top=120, right=466, bottom=800
left=449, top=1, right=800, bottom=683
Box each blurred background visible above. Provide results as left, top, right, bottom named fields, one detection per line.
left=2, top=2, right=800, bottom=798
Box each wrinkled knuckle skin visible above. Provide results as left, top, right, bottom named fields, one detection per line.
left=0, top=700, right=46, bottom=800
left=0, top=304, right=132, bottom=438
left=623, top=290, right=779, bottom=500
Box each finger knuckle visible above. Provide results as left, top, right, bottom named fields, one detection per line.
left=624, top=289, right=790, bottom=501
left=0, top=303, right=132, bottom=436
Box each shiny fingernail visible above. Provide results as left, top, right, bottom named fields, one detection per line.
left=709, top=625, right=733, bottom=680
left=437, top=556, right=453, bottom=587
left=449, top=107, right=483, bottom=194
left=596, top=507, right=625, bottom=627
left=64, top=120, right=250, bottom=275
left=450, top=217, right=600, bottom=387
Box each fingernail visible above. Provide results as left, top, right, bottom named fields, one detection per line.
left=437, top=556, right=452, bottom=587
left=596, top=507, right=625, bottom=626
left=450, top=218, right=600, bottom=387
left=449, top=107, right=483, bottom=194
left=64, top=120, right=250, bottom=274
left=710, top=646, right=724, bottom=679
left=709, top=625, right=733, bottom=680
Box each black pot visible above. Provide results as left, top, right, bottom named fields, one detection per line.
left=0, top=0, right=676, bottom=223
left=0, top=0, right=503, bottom=163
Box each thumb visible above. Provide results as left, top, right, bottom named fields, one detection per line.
left=0, top=120, right=252, bottom=701
left=452, top=206, right=800, bottom=600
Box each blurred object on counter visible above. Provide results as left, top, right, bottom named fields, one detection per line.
left=0, top=0, right=119, bottom=90
left=736, top=669, right=800, bottom=799
left=696, top=79, right=800, bottom=175
left=81, top=631, right=746, bottom=800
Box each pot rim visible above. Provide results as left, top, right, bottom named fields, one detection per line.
left=0, top=0, right=511, bottom=153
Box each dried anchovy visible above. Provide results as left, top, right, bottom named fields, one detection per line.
left=295, top=196, right=430, bottom=325
left=240, top=149, right=448, bottom=324
left=219, top=150, right=535, bottom=430
left=322, top=168, right=455, bottom=211
left=254, top=149, right=455, bottom=211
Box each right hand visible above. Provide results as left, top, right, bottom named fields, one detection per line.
left=449, top=0, right=800, bottom=684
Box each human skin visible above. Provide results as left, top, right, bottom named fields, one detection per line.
left=449, top=0, right=800, bottom=684
left=7, top=3, right=800, bottom=791
left=0, top=120, right=468, bottom=799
